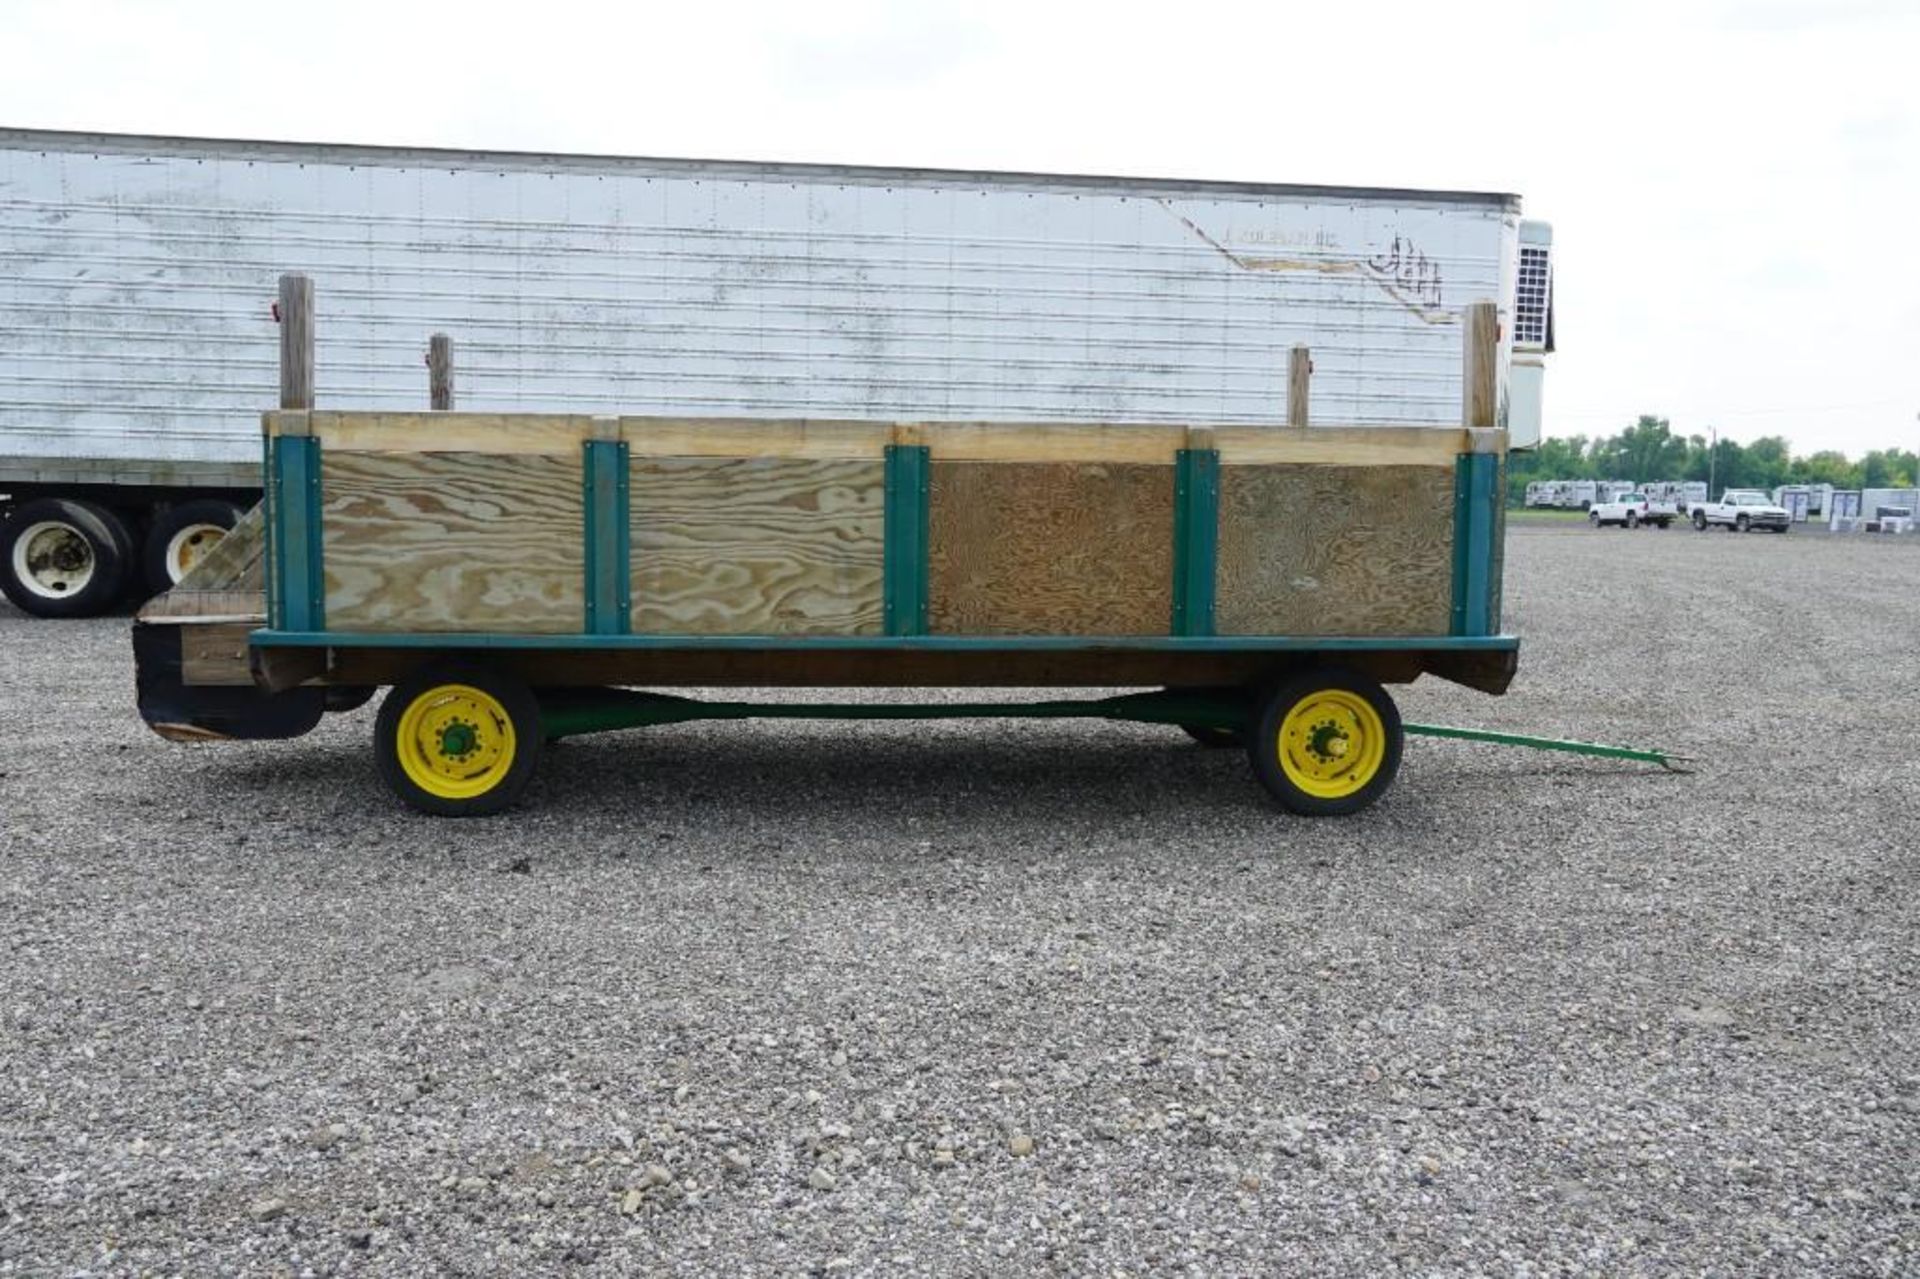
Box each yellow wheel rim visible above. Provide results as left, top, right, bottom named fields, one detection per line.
left=394, top=684, right=517, bottom=801
left=1277, top=689, right=1387, bottom=800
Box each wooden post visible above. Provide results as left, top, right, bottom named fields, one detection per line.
left=1287, top=345, right=1311, bottom=428
left=428, top=333, right=454, bottom=411
left=1462, top=300, right=1498, bottom=429
left=277, top=274, right=314, bottom=411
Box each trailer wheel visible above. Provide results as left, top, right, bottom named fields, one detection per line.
left=0, top=498, right=135, bottom=617
left=374, top=665, right=542, bottom=816
left=144, top=499, right=244, bottom=592
left=1180, top=724, right=1245, bottom=749
left=1246, top=669, right=1403, bottom=816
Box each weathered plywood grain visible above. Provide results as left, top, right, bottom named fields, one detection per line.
left=301, top=412, right=595, bottom=456
left=928, top=461, right=1173, bottom=635
left=1216, top=463, right=1454, bottom=637
left=631, top=457, right=884, bottom=635
left=322, top=451, right=584, bottom=633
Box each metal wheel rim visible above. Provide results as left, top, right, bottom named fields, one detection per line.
left=9, top=520, right=95, bottom=600
left=1277, top=690, right=1387, bottom=800
left=395, top=684, right=518, bottom=801
left=164, top=522, right=228, bottom=584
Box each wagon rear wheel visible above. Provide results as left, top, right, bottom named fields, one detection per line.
left=374, top=664, right=543, bottom=816
left=1246, top=668, right=1403, bottom=816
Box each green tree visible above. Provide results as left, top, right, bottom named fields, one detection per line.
left=1742, top=436, right=1792, bottom=491
left=1794, top=450, right=1861, bottom=489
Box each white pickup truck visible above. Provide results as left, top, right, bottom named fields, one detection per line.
left=1691, top=490, right=1792, bottom=533
left=1588, top=491, right=1678, bottom=529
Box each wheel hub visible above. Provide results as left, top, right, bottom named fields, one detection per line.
left=1277, top=690, right=1388, bottom=799
left=438, top=719, right=479, bottom=760
left=395, top=686, right=516, bottom=799
left=12, top=521, right=95, bottom=599
left=166, top=523, right=228, bottom=581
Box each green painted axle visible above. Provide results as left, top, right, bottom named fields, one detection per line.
left=537, top=689, right=1691, bottom=772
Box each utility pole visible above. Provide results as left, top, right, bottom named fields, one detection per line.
left=1708, top=425, right=1717, bottom=500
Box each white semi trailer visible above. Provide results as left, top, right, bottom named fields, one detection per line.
left=0, top=128, right=1554, bottom=616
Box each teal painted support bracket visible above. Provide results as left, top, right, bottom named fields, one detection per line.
left=261, top=431, right=278, bottom=627
left=268, top=434, right=324, bottom=633
left=883, top=444, right=930, bottom=636
left=582, top=439, right=631, bottom=635
left=1450, top=453, right=1500, bottom=636
left=1170, top=448, right=1219, bottom=636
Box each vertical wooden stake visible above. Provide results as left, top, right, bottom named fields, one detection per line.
left=1462, top=300, right=1498, bottom=429
left=278, top=273, right=314, bottom=411
left=428, top=333, right=454, bottom=411
left=1287, top=345, right=1311, bottom=428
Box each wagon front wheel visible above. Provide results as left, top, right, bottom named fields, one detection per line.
left=1247, top=669, right=1403, bottom=816
left=374, top=665, right=543, bottom=816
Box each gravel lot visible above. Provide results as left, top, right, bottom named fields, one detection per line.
left=2, top=523, right=1917, bottom=1275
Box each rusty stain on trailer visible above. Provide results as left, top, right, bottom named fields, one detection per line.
left=1158, top=202, right=1454, bottom=325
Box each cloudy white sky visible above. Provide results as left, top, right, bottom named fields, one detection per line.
left=5, top=0, right=1915, bottom=455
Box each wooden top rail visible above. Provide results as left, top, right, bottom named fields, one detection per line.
left=262, top=411, right=1502, bottom=468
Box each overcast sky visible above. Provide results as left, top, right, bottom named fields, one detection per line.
left=5, top=0, right=1915, bottom=456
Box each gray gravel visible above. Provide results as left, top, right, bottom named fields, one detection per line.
left=2, top=523, right=1917, bottom=1275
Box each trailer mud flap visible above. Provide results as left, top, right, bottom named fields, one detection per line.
left=133, top=622, right=324, bottom=741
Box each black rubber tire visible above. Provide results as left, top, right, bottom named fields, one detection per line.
left=1181, top=723, right=1245, bottom=749
left=1245, top=668, right=1403, bottom=817
left=1736, top=515, right=1750, bottom=533
left=1693, top=511, right=1708, bottom=531
left=0, top=497, right=135, bottom=618
left=1625, top=512, right=1638, bottom=529
left=143, top=499, right=245, bottom=593
left=374, top=663, right=543, bottom=816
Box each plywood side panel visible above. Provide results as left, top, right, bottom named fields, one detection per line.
left=322, top=451, right=584, bottom=633
left=1216, top=464, right=1454, bottom=637
left=630, top=457, right=885, bottom=635
left=928, top=461, right=1173, bottom=636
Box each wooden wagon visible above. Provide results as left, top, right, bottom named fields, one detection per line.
left=134, top=295, right=1513, bottom=818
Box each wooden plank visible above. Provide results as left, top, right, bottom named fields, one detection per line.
left=898, top=422, right=1183, bottom=464
left=631, top=457, right=885, bottom=635
left=278, top=274, right=313, bottom=411
left=1211, top=426, right=1471, bottom=467
left=1287, top=346, right=1311, bottom=427
left=623, top=419, right=892, bottom=459
left=180, top=622, right=257, bottom=686
left=136, top=590, right=266, bottom=624
left=927, top=461, right=1173, bottom=635
left=428, top=333, right=454, bottom=411
left=309, top=413, right=594, bottom=456
left=322, top=451, right=584, bottom=633
left=1215, top=464, right=1455, bottom=637
left=1463, top=300, right=1499, bottom=428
